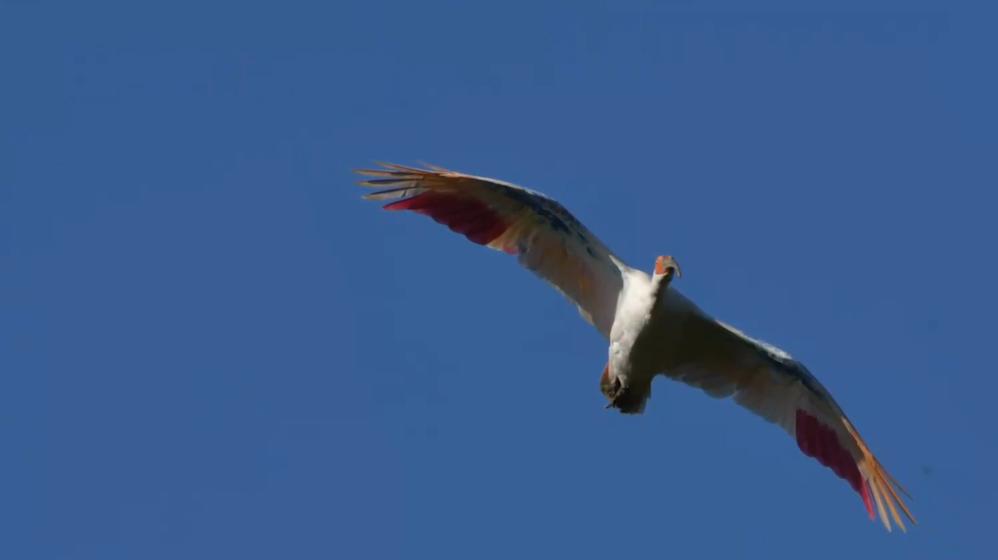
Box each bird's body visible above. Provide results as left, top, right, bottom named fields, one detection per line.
left=357, top=163, right=915, bottom=531
left=605, top=260, right=679, bottom=412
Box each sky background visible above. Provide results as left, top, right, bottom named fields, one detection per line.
left=3, top=0, right=997, bottom=558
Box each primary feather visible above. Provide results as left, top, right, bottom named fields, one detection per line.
left=358, top=163, right=624, bottom=337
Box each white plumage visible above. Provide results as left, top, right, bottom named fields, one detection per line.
left=358, top=163, right=915, bottom=531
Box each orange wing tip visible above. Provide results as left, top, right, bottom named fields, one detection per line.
left=413, top=160, right=450, bottom=172
left=355, top=162, right=433, bottom=182
left=794, top=409, right=915, bottom=532
left=864, top=461, right=916, bottom=532
left=354, top=168, right=398, bottom=178
left=371, top=161, right=431, bottom=173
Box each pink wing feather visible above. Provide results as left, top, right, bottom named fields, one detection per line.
left=659, top=307, right=916, bottom=531
left=357, top=163, right=626, bottom=338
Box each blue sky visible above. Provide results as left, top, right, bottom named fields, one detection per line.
left=3, top=0, right=996, bottom=558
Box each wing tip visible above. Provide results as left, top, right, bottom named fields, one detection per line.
left=794, top=409, right=915, bottom=532
left=852, top=443, right=916, bottom=532
left=865, top=459, right=917, bottom=532
left=355, top=161, right=449, bottom=176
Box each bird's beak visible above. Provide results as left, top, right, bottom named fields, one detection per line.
left=655, top=255, right=681, bottom=278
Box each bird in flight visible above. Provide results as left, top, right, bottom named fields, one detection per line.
left=357, top=162, right=915, bottom=531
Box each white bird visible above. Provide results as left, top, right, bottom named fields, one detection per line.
left=357, top=163, right=915, bottom=531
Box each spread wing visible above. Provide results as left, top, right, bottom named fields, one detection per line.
left=357, top=163, right=626, bottom=338
left=661, top=296, right=915, bottom=531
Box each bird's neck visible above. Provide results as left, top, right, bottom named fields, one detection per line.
left=652, top=273, right=670, bottom=304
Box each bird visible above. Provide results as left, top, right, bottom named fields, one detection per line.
left=356, top=162, right=915, bottom=531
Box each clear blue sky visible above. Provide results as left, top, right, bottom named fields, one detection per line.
left=3, top=1, right=996, bottom=558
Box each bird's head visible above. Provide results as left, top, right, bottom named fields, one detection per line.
left=653, top=255, right=681, bottom=280
left=652, top=255, right=681, bottom=300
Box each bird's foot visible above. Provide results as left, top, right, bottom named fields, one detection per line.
left=605, top=381, right=629, bottom=410
left=600, top=365, right=624, bottom=409
left=605, top=380, right=650, bottom=414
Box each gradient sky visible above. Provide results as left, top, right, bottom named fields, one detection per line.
left=4, top=1, right=997, bottom=558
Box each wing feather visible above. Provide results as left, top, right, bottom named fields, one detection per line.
left=357, top=163, right=626, bottom=337
left=659, top=302, right=915, bottom=531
